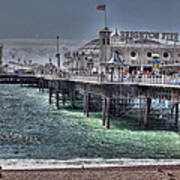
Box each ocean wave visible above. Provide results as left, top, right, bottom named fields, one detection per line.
left=0, top=104, right=21, bottom=109
left=0, top=133, right=42, bottom=145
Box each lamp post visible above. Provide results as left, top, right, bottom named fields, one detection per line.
left=56, top=36, right=60, bottom=74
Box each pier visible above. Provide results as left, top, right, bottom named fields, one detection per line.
left=0, top=73, right=179, bottom=133
left=46, top=74, right=180, bottom=130
left=0, top=26, right=180, bottom=133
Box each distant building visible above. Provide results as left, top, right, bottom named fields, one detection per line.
left=64, top=27, right=180, bottom=75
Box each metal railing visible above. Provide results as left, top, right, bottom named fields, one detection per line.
left=66, top=73, right=180, bottom=86
left=69, top=74, right=99, bottom=82
left=1, top=73, right=179, bottom=87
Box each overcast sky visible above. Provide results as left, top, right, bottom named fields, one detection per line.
left=0, top=0, right=179, bottom=43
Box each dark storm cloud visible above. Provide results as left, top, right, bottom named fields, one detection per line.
left=0, top=0, right=179, bottom=41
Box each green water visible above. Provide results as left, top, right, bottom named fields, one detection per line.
left=0, top=84, right=180, bottom=160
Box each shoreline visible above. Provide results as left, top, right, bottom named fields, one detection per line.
left=0, top=158, right=180, bottom=170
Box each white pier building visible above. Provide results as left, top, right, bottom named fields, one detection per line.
left=64, top=27, right=180, bottom=75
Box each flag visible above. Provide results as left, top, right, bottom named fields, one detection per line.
left=96, top=5, right=106, bottom=11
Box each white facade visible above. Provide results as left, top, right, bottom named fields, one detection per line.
left=63, top=27, right=180, bottom=74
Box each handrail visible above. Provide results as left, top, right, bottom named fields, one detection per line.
left=66, top=74, right=180, bottom=86
left=0, top=73, right=180, bottom=86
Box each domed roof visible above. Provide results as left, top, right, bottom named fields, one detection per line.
left=84, top=39, right=100, bottom=47
left=79, top=39, right=100, bottom=50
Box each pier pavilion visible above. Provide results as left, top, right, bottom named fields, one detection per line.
left=63, top=27, right=180, bottom=75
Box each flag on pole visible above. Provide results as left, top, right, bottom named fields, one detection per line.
left=96, top=4, right=107, bottom=27
left=96, top=5, right=106, bottom=11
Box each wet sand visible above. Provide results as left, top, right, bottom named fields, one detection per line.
left=1, top=165, right=180, bottom=180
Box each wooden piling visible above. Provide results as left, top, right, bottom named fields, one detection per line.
left=38, top=80, right=41, bottom=92
left=62, top=92, right=66, bottom=106
left=138, top=97, right=142, bottom=126
left=147, top=98, right=152, bottom=114
left=83, top=92, right=87, bottom=115
left=106, top=97, right=111, bottom=129
left=102, top=97, right=107, bottom=126
left=56, top=91, right=60, bottom=109
left=144, top=98, right=148, bottom=128
left=42, top=80, right=44, bottom=93
left=71, top=90, right=75, bottom=109
left=86, top=94, right=89, bottom=117
left=49, top=88, right=52, bottom=104
left=175, top=103, right=179, bottom=126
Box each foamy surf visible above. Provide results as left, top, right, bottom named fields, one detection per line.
left=0, top=158, right=180, bottom=170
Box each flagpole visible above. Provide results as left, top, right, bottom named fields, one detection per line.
left=96, top=5, right=107, bottom=28
left=105, top=7, right=107, bottom=28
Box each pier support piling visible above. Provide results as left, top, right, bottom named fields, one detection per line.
left=175, top=103, right=179, bottom=126
left=71, top=90, right=75, bottom=109
left=42, top=80, right=44, bottom=93
left=106, top=97, right=111, bottom=129
left=56, top=91, right=60, bottom=109
left=102, top=97, right=107, bottom=126
left=49, top=88, right=52, bottom=104
left=83, top=93, right=87, bottom=115
left=143, top=98, right=149, bottom=128
left=86, top=94, right=89, bottom=117
left=62, top=92, right=66, bottom=106
left=147, top=98, right=152, bottom=115
left=38, top=80, right=41, bottom=92
left=83, top=92, right=89, bottom=117
left=138, top=97, right=142, bottom=126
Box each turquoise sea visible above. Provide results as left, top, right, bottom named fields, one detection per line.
left=0, top=84, right=180, bottom=162
left=0, top=84, right=104, bottom=159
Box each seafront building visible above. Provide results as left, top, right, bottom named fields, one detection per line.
left=63, top=27, right=180, bottom=75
